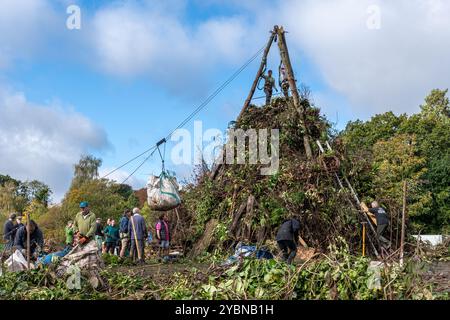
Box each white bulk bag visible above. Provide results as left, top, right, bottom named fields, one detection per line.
left=5, top=249, right=35, bottom=272
left=147, top=171, right=181, bottom=211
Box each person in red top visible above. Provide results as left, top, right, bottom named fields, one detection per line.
left=155, top=213, right=170, bottom=260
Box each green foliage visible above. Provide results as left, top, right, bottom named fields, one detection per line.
left=0, top=176, right=52, bottom=215
left=36, top=155, right=140, bottom=242
left=259, top=197, right=286, bottom=227
left=340, top=89, right=450, bottom=232
left=71, top=155, right=102, bottom=188
left=102, top=253, right=134, bottom=267
left=201, top=259, right=296, bottom=299
left=0, top=267, right=106, bottom=300
left=156, top=240, right=439, bottom=300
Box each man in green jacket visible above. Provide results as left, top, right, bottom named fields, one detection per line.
left=73, top=201, right=96, bottom=245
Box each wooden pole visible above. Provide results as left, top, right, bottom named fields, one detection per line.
left=237, top=29, right=276, bottom=121
left=26, top=213, right=30, bottom=270
left=399, top=180, right=407, bottom=266
left=276, top=26, right=313, bottom=160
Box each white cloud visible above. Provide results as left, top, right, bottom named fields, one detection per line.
left=276, top=0, right=450, bottom=117
left=88, top=2, right=254, bottom=94
left=0, top=0, right=59, bottom=69
left=0, top=86, right=109, bottom=201
left=99, top=168, right=146, bottom=191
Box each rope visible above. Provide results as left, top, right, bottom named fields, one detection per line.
left=101, top=145, right=157, bottom=179
left=120, top=151, right=154, bottom=184
left=110, top=44, right=267, bottom=183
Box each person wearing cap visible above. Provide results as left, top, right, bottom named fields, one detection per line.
left=73, top=201, right=96, bottom=245
left=3, top=213, right=18, bottom=250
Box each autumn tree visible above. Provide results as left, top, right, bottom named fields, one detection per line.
left=340, top=89, right=450, bottom=232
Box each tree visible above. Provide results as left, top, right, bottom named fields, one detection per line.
left=340, top=89, right=450, bottom=232
left=372, top=134, right=431, bottom=231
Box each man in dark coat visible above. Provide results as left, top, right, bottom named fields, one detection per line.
left=128, top=208, right=147, bottom=263
left=368, top=201, right=390, bottom=248
left=276, top=218, right=300, bottom=264
left=3, top=213, right=18, bottom=250
left=13, top=220, right=44, bottom=258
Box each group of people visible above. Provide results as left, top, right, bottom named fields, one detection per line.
left=3, top=199, right=391, bottom=266
left=260, top=64, right=290, bottom=105
left=65, top=202, right=172, bottom=263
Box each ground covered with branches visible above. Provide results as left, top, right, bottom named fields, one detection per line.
left=1, top=240, right=448, bottom=300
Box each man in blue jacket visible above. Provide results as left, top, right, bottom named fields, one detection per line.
left=128, top=208, right=147, bottom=263
left=276, top=218, right=300, bottom=264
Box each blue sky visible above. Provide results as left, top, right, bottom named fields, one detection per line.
left=1, top=0, right=449, bottom=201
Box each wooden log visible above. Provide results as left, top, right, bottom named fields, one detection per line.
left=298, top=236, right=308, bottom=248
left=246, top=195, right=255, bottom=218
left=230, top=201, right=247, bottom=235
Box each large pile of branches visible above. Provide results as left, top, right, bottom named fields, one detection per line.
left=175, top=97, right=363, bottom=254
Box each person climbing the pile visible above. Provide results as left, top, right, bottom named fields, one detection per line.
left=156, top=213, right=171, bottom=262
left=13, top=219, right=44, bottom=260
left=261, top=69, right=278, bottom=105
left=73, top=201, right=96, bottom=246
left=361, top=201, right=391, bottom=249
left=276, top=217, right=300, bottom=264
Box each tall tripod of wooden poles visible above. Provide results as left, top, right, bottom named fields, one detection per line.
left=237, top=25, right=313, bottom=160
